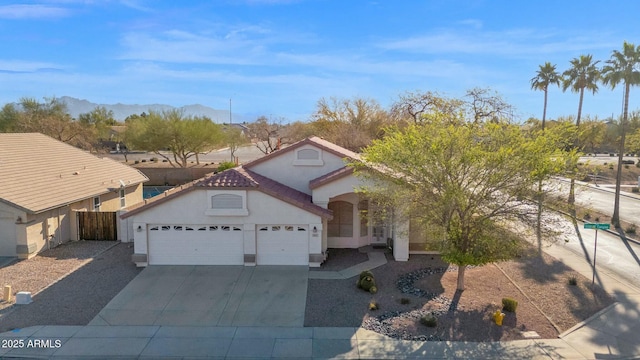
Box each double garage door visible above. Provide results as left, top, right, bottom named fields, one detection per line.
left=147, top=224, right=309, bottom=266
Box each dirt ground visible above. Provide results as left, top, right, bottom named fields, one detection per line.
left=305, top=248, right=614, bottom=341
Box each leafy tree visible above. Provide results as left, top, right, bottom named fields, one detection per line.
left=562, top=55, right=600, bottom=126
left=124, top=110, right=223, bottom=167
left=0, top=103, right=20, bottom=132
left=78, top=106, right=118, bottom=140
left=223, top=126, right=249, bottom=163
left=309, top=97, right=391, bottom=151
left=601, top=41, right=640, bottom=227
left=531, top=62, right=561, bottom=130
left=578, top=118, right=607, bottom=154
left=355, top=117, right=568, bottom=290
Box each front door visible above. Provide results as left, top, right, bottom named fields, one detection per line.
left=371, top=225, right=387, bottom=245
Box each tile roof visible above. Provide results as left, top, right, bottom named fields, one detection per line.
left=244, top=136, right=361, bottom=169
left=0, top=133, right=148, bottom=213
left=309, top=166, right=355, bottom=189
left=121, top=166, right=333, bottom=220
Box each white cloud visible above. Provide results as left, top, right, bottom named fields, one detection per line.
left=0, top=4, right=71, bottom=19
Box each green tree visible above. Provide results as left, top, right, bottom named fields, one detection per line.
left=601, top=41, right=640, bottom=227
left=531, top=62, right=561, bottom=130
left=78, top=106, right=118, bottom=140
left=577, top=118, right=607, bottom=154
left=124, top=110, right=223, bottom=167
left=355, top=118, right=568, bottom=290
left=562, top=55, right=600, bottom=126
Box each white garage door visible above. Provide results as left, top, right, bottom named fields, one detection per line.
left=148, top=224, right=243, bottom=265
left=257, top=225, right=308, bottom=265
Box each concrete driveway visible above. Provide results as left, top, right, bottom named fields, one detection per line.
left=90, top=265, right=308, bottom=327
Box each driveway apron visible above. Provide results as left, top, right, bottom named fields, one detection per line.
left=90, top=265, right=308, bottom=327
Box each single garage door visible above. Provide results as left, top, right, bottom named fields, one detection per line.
left=148, top=224, right=243, bottom=265
left=257, top=225, right=308, bottom=265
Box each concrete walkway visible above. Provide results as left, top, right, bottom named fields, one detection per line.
left=1, top=243, right=639, bottom=358
left=308, top=252, right=387, bottom=279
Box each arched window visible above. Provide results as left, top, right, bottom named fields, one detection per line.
left=328, top=201, right=353, bottom=237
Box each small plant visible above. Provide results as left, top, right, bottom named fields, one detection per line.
left=502, top=297, right=518, bottom=313
left=357, top=270, right=378, bottom=294
left=420, top=315, right=437, bottom=327
left=369, top=301, right=379, bottom=311
left=568, top=276, right=578, bottom=286
left=633, top=187, right=640, bottom=193
left=625, top=225, right=636, bottom=235
left=217, top=161, right=237, bottom=172
left=400, top=298, right=411, bottom=305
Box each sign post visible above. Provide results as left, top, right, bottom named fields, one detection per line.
left=583, top=223, right=610, bottom=285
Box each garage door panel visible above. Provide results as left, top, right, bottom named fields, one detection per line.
left=148, top=224, right=243, bottom=265
left=257, top=225, right=308, bottom=265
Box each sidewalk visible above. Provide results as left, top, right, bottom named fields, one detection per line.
left=1, top=244, right=639, bottom=358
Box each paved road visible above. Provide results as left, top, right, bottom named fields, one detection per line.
left=542, top=210, right=640, bottom=288
left=103, top=144, right=268, bottom=164
left=548, top=179, right=640, bottom=227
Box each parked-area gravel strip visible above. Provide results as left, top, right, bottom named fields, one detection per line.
left=0, top=241, right=141, bottom=332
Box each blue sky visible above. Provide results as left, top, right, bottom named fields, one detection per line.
left=1, top=0, right=639, bottom=123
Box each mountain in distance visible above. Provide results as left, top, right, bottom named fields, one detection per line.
left=59, top=96, right=251, bottom=123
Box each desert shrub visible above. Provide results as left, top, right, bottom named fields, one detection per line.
left=151, top=157, right=158, bottom=162
left=610, top=153, right=615, bottom=157
left=577, top=162, right=584, bottom=166
left=217, top=161, right=237, bottom=172
left=632, top=187, right=640, bottom=193
left=568, top=276, right=578, bottom=286
left=594, top=217, right=600, bottom=222
left=134, top=160, right=140, bottom=164
left=583, top=212, right=591, bottom=220
left=141, top=159, right=147, bottom=163
left=162, top=159, right=168, bottom=162
left=420, top=315, right=437, bottom=327
left=609, top=164, right=614, bottom=170
left=369, top=301, right=379, bottom=311
left=636, top=161, right=640, bottom=168
left=625, top=165, right=630, bottom=169
left=603, top=162, right=608, bottom=165
left=502, top=298, right=518, bottom=313
left=400, top=298, right=411, bottom=305
left=626, top=225, right=636, bottom=235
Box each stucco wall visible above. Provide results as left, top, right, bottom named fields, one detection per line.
left=249, top=145, right=348, bottom=194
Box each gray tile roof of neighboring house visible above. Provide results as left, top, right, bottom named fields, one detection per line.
left=121, top=166, right=333, bottom=220
left=244, top=136, right=361, bottom=169
left=0, top=133, right=148, bottom=214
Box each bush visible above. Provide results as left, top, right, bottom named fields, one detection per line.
left=420, top=315, right=437, bottom=327
left=368, top=301, right=379, bottom=311
left=632, top=187, right=640, bottom=193
left=150, top=157, right=158, bottom=162
left=603, top=162, right=608, bottom=165
left=594, top=217, right=600, bottom=222
left=217, top=161, right=237, bottom=172
left=162, top=159, right=168, bottom=162
left=568, top=276, right=578, bottom=286
left=141, top=159, right=147, bottom=163
left=134, top=160, right=140, bottom=164
left=610, top=153, right=615, bottom=157
left=636, top=161, right=640, bottom=168
left=625, top=165, right=630, bottom=169
left=626, top=225, right=636, bottom=235
left=400, top=298, right=411, bottom=305
left=583, top=212, right=591, bottom=220
left=502, top=298, right=518, bottom=313
left=609, top=164, right=614, bottom=170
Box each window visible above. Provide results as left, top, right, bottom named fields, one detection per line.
left=93, top=196, right=100, bottom=211
left=328, top=201, right=353, bottom=237
left=206, top=191, right=248, bottom=216
left=293, top=147, right=323, bottom=166
left=211, top=194, right=243, bottom=209
left=119, top=188, right=126, bottom=208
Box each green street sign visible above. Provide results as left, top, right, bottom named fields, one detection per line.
left=584, top=223, right=610, bottom=230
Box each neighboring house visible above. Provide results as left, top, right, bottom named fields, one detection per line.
left=0, top=133, right=148, bottom=259
left=121, top=136, right=431, bottom=267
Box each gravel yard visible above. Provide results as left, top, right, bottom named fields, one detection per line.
left=0, top=241, right=141, bottom=332
left=305, top=248, right=614, bottom=341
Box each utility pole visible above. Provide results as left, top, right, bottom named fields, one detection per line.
left=229, top=97, right=233, bottom=162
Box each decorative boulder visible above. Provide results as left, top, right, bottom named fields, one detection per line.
left=357, top=270, right=378, bottom=294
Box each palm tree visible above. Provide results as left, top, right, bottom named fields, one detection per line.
left=601, top=41, right=640, bottom=227
left=530, top=62, right=560, bottom=255
left=562, top=55, right=600, bottom=205
left=531, top=62, right=561, bottom=130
